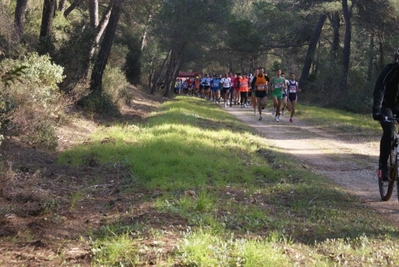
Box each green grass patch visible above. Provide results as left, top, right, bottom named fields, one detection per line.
left=91, top=232, right=139, bottom=266
left=58, top=97, right=264, bottom=191
left=58, top=96, right=399, bottom=266
left=296, top=104, right=380, bottom=137
left=176, top=230, right=292, bottom=266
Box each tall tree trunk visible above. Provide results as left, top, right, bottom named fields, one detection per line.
left=250, top=55, right=258, bottom=73
left=150, top=48, right=172, bottom=94
left=63, top=0, right=85, bottom=17
left=90, top=0, right=123, bottom=93
left=377, top=35, right=385, bottom=70
left=163, top=43, right=186, bottom=97
left=299, top=14, right=326, bottom=91
left=163, top=50, right=177, bottom=96
left=240, top=56, right=245, bottom=75
left=58, top=0, right=67, bottom=11
left=329, top=11, right=340, bottom=59
left=141, top=14, right=152, bottom=51
left=14, top=0, right=28, bottom=38
left=89, top=0, right=99, bottom=28
left=367, top=35, right=374, bottom=81
left=147, top=58, right=155, bottom=89
left=84, top=2, right=112, bottom=80
left=169, top=58, right=184, bottom=96
left=339, top=0, right=354, bottom=95
left=40, top=0, right=56, bottom=38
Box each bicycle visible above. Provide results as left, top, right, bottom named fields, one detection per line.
left=378, top=116, right=399, bottom=201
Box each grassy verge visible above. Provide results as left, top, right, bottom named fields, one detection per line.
left=59, top=96, right=399, bottom=266
left=295, top=104, right=380, bottom=138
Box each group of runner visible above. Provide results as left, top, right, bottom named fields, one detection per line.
left=175, top=67, right=301, bottom=123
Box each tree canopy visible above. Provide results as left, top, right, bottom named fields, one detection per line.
left=1, top=0, right=399, bottom=111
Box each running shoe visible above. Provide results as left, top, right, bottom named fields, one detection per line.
left=259, top=115, right=263, bottom=121
left=282, top=110, right=285, bottom=116
left=289, top=118, right=293, bottom=123
left=275, top=116, right=280, bottom=122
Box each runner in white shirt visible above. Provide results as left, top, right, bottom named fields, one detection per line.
left=220, top=73, right=232, bottom=107
left=286, top=73, right=301, bottom=123
left=281, top=72, right=289, bottom=116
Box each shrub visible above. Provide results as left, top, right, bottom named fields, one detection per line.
left=103, top=65, right=130, bottom=105
left=337, top=69, right=374, bottom=113
left=1, top=52, right=64, bottom=102
left=301, top=53, right=375, bottom=114
left=55, top=24, right=95, bottom=93
left=78, top=65, right=131, bottom=115
left=0, top=64, right=26, bottom=145
left=0, top=52, right=65, bottom=150
left=77, top=91, right=120, bottom=116
left=28, top=118, right=58, bottom=150
left=119, top=33, right=142, bottom=85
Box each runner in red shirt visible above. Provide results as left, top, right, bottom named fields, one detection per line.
left=237, top=73, right=249, bottom=108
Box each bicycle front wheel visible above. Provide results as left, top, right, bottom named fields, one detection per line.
left=379, top=147, right=396, bottom=201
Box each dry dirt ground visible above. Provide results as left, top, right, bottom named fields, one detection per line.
left=0, top=88, right=168, bottom=266
left=1, top=88, right=399, bottom=266
left=223, top=102, right=399, bottom=227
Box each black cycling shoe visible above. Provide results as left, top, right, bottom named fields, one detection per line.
left=379, top=166, right=390, bottom=181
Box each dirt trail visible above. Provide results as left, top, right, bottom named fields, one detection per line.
left=223, top=104, right=399, bottom=225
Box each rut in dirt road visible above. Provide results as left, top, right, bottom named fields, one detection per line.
left=221, top=103, right=399, bottom=226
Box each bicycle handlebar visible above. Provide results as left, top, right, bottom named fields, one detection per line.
left=382, top=116, right=399, bottom=123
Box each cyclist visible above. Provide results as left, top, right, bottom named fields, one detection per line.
left=372, top=48, right=399, bottom=181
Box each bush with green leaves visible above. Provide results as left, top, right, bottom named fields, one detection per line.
left=103, top=65, right=130, bottom=105
left=0, top=64, right=26, bottom=146
left=55, top=24, right=95, bottom=93
left=77, top=91, right=120, bottom=116
left=78, top=64, right=130, bottom=116
left=1, top=52, right=64, bottom=101
left=0, top=52, right=65, bottom=150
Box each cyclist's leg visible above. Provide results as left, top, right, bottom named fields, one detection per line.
left=379, top=107, right=395, bottom=178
